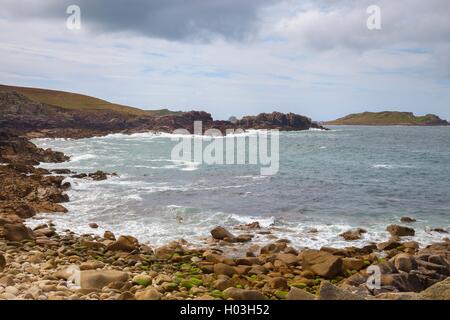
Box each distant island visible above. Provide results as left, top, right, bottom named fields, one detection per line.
left=326, top=111, right=449, bottom=126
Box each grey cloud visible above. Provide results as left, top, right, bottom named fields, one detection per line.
left=3, top=0, right=277, bottom=41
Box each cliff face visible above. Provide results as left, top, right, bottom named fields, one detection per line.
left=327, top=111, right=449, bottom=126
left=0, top=90, right=325, bottom=138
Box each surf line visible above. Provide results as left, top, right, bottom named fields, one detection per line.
left=170, top=121, right=279, bottom=176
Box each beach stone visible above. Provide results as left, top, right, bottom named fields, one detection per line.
left=400, top=217, right=416, bottom=223
left=419, top=277, right=450, bottom=300
left=135, top=288, right=162, bottom=300
left=5, top=286, right=19, bottom=296
left=235, top=257, right=261, bottom=266
left=276, top=253, right=299, bottom=266
left=340, top=228, right=367, bottom=241
left=268, top=277, right=289, bottom=290
left=377, top=240, right=402, bottom=251
left=210, top=226, right=235, bottom=240
left=223, top=287, right=266, bottom=300
left=301, top=249, right=343, bottom=278
left=318, top=281, right=364, bottom=300
left=0, top=254, right=6, bottom=271
left=117, top=291, right=135, bottom=300
left=394, top=253, right=418, bottom=272
left=154, top=245, right=177, bottom=259
left=106, top=235, right=139, bottom=252
left=342, top=258, right=366, bottom=272
left=79, top=261, right=105, bottom=270
left=387, top=225, right=415, bottom=237
left=3, top=223, right=35, bottom=241
left=286, top=287, right=316, bottom=300
left=213, top=278, right=234, bottom=291
left=260, top=243, right=282, bottom=254
left=80, top=270, right=129, bottom=290
left=0, top=275, right=14, bottom=286
left=132, top=274, right=153, bottom=287
left=89, top=223, right=99, bottom=229
left=214, top=263, right=236, bottom=277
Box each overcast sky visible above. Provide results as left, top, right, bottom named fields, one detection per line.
left=1, top=0, right=449, bottom=120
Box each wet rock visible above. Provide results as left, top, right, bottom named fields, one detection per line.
left=89, top=223, right=99, bottom=229
left=79, top=261, right=105, bottom=270
left=210, top=226, right=235, bottom=240
left=400, top=217, right=416, bottom=223
left=286, top=287, right=316, bottom=300
left=103, top=231, right=115, bottom=240
left=301, top=249, right=343, bottom=278
left=387, top=225, right=415, bottom=237
left=223, top=287, right=266, bottom=300
left=430, top=228, right=448, bottom=234
left=106, top=235, right=139, bottom=252
left=340, top=228, right=367, bottom=241
left=236, top=222, right=260, bottom=230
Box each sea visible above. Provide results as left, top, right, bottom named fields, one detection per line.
left=29, top=126, right=450, bottom=249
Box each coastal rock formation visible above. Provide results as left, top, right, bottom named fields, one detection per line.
left=0, top=88, right=326, bottom=139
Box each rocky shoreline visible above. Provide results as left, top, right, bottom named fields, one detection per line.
left=1, top=133, right=449, bottom=300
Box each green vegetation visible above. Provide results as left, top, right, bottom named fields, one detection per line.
left=0, top=84, right=181, bottom=117
left=326, top=111, right=448, bottom=126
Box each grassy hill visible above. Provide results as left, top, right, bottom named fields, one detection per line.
left=326, top=111, right=449, bottom=126
left=0, top=84, right=179, bottom=117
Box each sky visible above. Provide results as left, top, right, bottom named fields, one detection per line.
left=0, top=0, right=449, bottom=121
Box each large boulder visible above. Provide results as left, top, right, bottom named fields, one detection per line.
left=80, top=270, right=129, bottom=290
left=210, top=226, right=235, bottom=240
left=393, top=253, right=418, bottom=273
left=387, top=225, right=415, bottom=237
left=3, top=223, right=35, bottom=241
left=106, top=235, right=139, bottom=252
left=301, top=250, right=343, bottom=278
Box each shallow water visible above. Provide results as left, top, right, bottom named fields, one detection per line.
left=30, top=126, right=450, bottom=249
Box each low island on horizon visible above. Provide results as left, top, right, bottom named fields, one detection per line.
left=326, top=111, right=449, bottom=126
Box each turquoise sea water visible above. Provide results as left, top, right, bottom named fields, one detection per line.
left=31, top=126, right=450, bottom=249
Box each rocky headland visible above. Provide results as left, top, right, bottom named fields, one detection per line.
left=0, top=87, right=327, bottom=139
